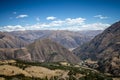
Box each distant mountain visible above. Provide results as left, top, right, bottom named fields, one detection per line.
left=73, top=21, right=120, bottom=76
left=9, top=30, right=102, bottom=49
left=0, top=38, right=80, bottom=64
left=0, top=32, right=27, bottom=48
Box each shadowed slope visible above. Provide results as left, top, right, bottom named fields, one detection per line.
left=74, top=21, right=120, bottom=76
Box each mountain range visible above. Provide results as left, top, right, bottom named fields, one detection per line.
left=9, top=30, right=102, bottom=49
left=0, top=34, right=80, bottom=64
left=0, top=21, right=120, bottom=77
left=0, top=30, right=100, bottom=64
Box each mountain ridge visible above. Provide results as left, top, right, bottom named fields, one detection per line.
left=27, top=38, right=80, bottom=64
left=9, top=30, right=102, bottom=49
left=0, top=32, right=27, bottom=48
left=0, top=38, right=80, bottom=64
left=73, top=21, right=120, bottom=76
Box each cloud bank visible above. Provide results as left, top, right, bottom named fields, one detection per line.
left=0, top=25, right=25, bottom=32
left=0, top=17, right=110, bottom=32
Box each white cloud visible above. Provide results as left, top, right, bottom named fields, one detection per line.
left=65, top=18, right=85, bottom=25
left=94, top=15, right=108, bottom=19
left=36, top=17, right=40, bottom=21
left=16, top=14, right=28, bottom=18
left=0, top=25, right=25, bottom=32
left=47, top=17, right=85, bottom=27
left=29, top=21, right=110, bottom=31
left=46, top=16, right=56, bottom=20
left=47, top=20, right=64, bottom=27
left=0, top=17, right=110, bottom=31
left=81, top=23, right=110, bottom=30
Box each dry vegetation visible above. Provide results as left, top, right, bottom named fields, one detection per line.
left=113, top=78, right=120, bottom=80
left=0, top=64, right=70, bottom=79
left=0, top=65, right=31, bottom=77
left=0, top=60, right=16, bottom=64
left=0, top=60, right=113, bottom=80
left=25, top=66, right=69, bottom=79
left=0, top=77, right=5, bottom=80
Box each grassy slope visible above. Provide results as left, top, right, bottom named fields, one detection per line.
left=0, top=60, right=113, bottom=80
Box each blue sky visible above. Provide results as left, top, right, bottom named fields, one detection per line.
left=0, top=0, right=120, bottom=31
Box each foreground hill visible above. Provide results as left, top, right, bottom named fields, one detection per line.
left=9, top=30, right=102, bottom=49
left=0, top=60, right=113, bottom=80
left=0, top=32, right=27, bottom=48
left=73, top=21, right=120, bottom=76
left=0, top=39, right=80, bottom=64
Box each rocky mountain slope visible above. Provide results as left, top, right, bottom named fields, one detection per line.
left=0, top=38, right=80, bottom=64
left=73, top=21, right=120, bottom=76
left=9, top=30, right=102, bottom=49
left=27, top=39, right=80, bottom=64
left=0, top=32, right=27, bottom=48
